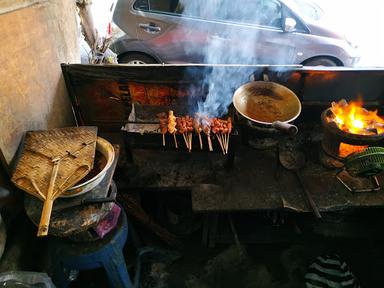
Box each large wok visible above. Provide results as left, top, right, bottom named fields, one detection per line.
left=233, top=81, right=301, bottom=135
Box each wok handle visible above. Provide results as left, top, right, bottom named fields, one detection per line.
left=272, top=121, right=298, bottom=136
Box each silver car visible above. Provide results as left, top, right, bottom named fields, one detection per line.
left=111, top=0, right=360, bottom=66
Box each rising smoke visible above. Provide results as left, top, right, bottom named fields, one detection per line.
left=178, top=0, right=297, bottom=117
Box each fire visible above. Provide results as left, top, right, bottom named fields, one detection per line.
left=329, top=99, right=384, bottom=135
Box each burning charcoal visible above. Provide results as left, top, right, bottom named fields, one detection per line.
left=329, top=99, right=384, bottom=135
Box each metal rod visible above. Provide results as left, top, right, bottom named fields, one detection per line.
left=296, top=171, right=322, bottom=219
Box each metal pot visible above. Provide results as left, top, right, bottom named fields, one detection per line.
left=61, top=137, right=115, bottom=198
left=233, top=81, right=301, bottom=135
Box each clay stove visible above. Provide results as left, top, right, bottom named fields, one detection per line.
left=321, top=100, right=384, bottom=160
left=321, top=100, right=384, bottom=192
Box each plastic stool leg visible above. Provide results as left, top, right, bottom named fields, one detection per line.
left=103, top=251, right=133, bottom=288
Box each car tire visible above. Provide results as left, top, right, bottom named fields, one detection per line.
left=118, top=53, right=157, bottom=64
left=303, top=57, right=339, bottom=66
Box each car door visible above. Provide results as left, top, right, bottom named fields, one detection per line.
left=132, top=0, right=219, bottom=63
left=128, top=0, right=298, bottom=64
left=205, top=0, right=298, bottom=64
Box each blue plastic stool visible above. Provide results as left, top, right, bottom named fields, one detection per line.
left=49, top=209, right=132, bottom=288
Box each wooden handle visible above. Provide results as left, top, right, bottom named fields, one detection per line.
left=38, top=199, right=54, bottom=236
left=272, top=121, right=298, bottom=136
left=37, top=160, right=60, bottom=237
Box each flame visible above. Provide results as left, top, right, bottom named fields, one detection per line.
left=329, top=99, right=384, bottom=135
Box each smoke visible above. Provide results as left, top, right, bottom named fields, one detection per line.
left=178, top=0, right=297, bottom=117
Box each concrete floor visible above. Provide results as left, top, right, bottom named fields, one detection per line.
left=1, top=206, right=384, bottom=287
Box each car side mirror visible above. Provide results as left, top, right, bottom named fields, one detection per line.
left=284, top=17, right=296, bottom=32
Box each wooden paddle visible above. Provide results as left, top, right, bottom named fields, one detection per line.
left=11, top=127, right=97, bottom=236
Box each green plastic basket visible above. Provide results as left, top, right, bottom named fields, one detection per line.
left=344, top=147, right=384, bottom=177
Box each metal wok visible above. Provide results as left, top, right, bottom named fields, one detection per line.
left=233, top=81, right=301, bottom=135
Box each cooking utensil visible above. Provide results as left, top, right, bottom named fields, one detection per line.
left=11, top=127, right=97, bottom=236
left=279, top=147, right=321, bottom=218
left=233, top=81, right=301, bottom=135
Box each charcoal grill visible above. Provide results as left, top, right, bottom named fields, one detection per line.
left=61, top=64, right=384, bottom=218
left=321, top=108, right=384, bottom=160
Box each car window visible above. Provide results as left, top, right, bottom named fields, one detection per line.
left=133, top=0, right=282, bottom=28
left=133, top=0, right=184, bottom=15
left=213, top=0, right=282, bottom=28
left=290, top=0, right=323, bottom=21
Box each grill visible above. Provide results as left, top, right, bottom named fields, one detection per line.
left=62, top=64, right=384, bottom=222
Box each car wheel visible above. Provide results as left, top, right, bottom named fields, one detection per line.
left=118, top=53, right=157, bottom=64
left=303, top=57, right=339, bottom=66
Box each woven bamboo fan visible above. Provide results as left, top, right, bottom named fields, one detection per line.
left=11, top=127, right=97, bottom=236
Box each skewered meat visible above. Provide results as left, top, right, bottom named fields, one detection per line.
left=177, top=116, right=189, bottom=149
left=194, top=115, right=203, bottom=150
left=159, top=112, right=231, bottom=153
left=168, top=110, right=178, bottom=148
left=157, top=112, right=168, bottom=146
left=211, top=118, right=225, bottom=154
left=185, top=115, right=193, bottom=151
left=226, top=117, right=232, bottom=153
left=201, top=116, right=213, bottom=151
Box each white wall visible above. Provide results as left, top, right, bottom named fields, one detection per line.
left=314, top=0, right=384, bottom=67
left=0, top=1, right=80, bottom=166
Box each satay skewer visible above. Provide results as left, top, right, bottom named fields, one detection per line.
left=213, top=118, right=225, bottom=154
left=222, top=133, right=226, bottom=154
left=182, top=133, right=189, bottom=149
left=168, top=110, right=178, bottom=148
left=221, top=133, right=226, bottom=154
left=222, top=125, right=229, bottom=155
left=207, top=134, right=213, bottom=151
left=177, top=117, right=189, bottom=149
left=157, top=113, right=168, bottom=147
left=215, top=134, right=225, bottom=155
left=202, top=117, right=213, bottom=151
left=186, top=116, right=193, bottom=152
left=189, top=133, right=192, bottom=152
left=212, top=122, right=225, bottom=155
left=226, top=117, right=232, bottom=154
left=173, top=133, right=178, bottom=149
left=194, top=115, right=203, bottom=150
left=198, top=132, right=203, bottom=149
left=182, top=118, right=190, bottom=150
